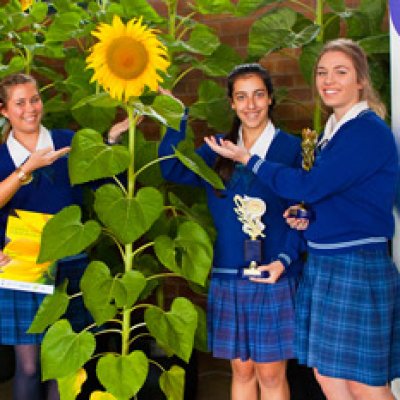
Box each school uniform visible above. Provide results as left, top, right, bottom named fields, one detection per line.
left=0, top=127, right=90, bottom=344
left=159, top=117, right=304, bottom=362
left=246, top=102, right=400, bottom=385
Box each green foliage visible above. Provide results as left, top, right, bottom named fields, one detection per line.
left=0, top=0, right=385, bottom=398
left=246, top=0, right=390, bottom=130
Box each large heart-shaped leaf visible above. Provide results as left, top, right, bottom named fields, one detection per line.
left=38, top=206, right=101, bottom=263
left=160, top=366, right=185, bottom=400
left=69, top=129, right=130, bottom=184
left=97, top=352, right=149, bottom=399
left=41, top=320, right=96, bottom=380
left=28, top=280, right=70, bottom=333
left=113, top=271, right=147, bottom=309
left=94, top=184, right=163, bottom=244
left=154, top=221, right=212, bottom=286
left=145, top=298, right=197, bottom=362
left=80, top=261, right=118, bottom=326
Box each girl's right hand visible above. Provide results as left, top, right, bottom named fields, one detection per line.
left=23, top=146, right=71, bottom=174
left=283, top=205, right=309, bottom=230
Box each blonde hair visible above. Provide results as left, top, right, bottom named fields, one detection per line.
left=315, top=38, right=386, bottom=118
left=0, top=73, right=38, bottom=143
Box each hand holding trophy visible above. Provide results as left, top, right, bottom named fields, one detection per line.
left=289, top=127, right=318, bottom=219
left=233, top=195, right=267, bottom=278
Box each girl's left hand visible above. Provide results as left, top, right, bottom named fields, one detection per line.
left=249, top=260, right=285, bottom=284
left=204, top=136, right=251, bottom=165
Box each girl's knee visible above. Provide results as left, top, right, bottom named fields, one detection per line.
left=231, top=359, right=256, bottom=383
left=256, top=361, right=287, bottom=389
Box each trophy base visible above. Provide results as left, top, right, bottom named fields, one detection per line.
left=241, top=267, right=269, bottom=279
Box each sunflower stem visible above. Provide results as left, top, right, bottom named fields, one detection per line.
left=121, top=106, right=137, bottom=356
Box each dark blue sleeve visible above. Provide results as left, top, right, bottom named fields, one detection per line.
left=247, top=118, right=397, bottom=203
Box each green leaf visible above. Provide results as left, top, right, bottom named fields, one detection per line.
left=72, top=92, right=122, bottom=110
left=68, top=129, right=130, bottom=184
left=41, top=320, right=96, bottom=380
left=57, top=369, right=87, bottom=400
left=30, top=2, right=48, bottom=22
left=192, top=0, right=235, bottom=14
left=326, top=0, right=346, bottom=12
left=145, top=298, right=197, bottom=362
left=80, top=261, right=117, bottom=326
left=114, top=270, right=147, bottom=308
left=174, top=147, right=224, bottom=190
left=159, top=366, right=185, bottom=400
left=154, top=221, right=212, bottom=286
left=38, top=206, right=101, bottom=263
left=0, top=56, right=26, bottom=79
left=299, top=42, right=323, bottom=85
left=147, top=95, right=185, bottom=132
left=28, top=280, right=70, bottom=333
left=97, top=352, right=149, bottom=399
left=181, top=24, right=220, bottom=56
left=194, top=305, right=208, bottom=352
left=196, top=44, right=243, bottom=77
left=190, top=80, right=232, bottom=132
left=135, top=132, right=163, bottom=187
left=120, top=0, right=164, bottom=23
left=94, top=185, right=164, bottom=244
left=235, top=0, right=282, bottom=16
left=359, top=34, right=389, bottom=54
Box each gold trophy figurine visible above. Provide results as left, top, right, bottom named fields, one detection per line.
left=233, top=195, right=266, bottom=278
left=289, top=127, right=318, bottom=219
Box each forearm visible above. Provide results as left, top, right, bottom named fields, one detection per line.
left=0, top=167, right=31, bottom=208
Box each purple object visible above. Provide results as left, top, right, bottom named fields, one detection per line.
left=390, top=0, right=400, bottom=35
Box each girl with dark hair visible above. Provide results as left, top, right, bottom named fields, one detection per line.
left=205, top=40, right=400, bottom=399
left=159, top=63, right=304, bottom=400
left=0, top=73, right=126, bottom=400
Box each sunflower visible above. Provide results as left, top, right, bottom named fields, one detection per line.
left=86, top=16, right=170, bottom=102
left=20, top=0, right=33, bottom=11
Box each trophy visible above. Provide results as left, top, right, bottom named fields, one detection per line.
left=289, top=127, right=318, bottom=219
left=233, top=195, right=267, bottom=278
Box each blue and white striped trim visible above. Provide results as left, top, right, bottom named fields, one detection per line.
left=277, top=253, right=291, bottom=268
left=251, top=158, right=265, bottom=174
left=212, top=267, right=239, bottom=275
left=307, top=236, right=387, bottom=250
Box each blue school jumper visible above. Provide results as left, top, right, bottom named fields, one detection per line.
left=0, top=129, right=90, bottom=344
left=159, top=120, right=304, bottom=362
left=246, top=110, right=400, bottom=385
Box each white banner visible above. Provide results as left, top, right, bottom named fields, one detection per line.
left=390, top=1, right=400, bottom=397
left=390, top=0, right=400, bottom=266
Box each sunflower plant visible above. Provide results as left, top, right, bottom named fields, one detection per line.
left=26, top=15, right=223, bottom=400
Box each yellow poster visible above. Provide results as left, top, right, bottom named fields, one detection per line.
left=0, top=209, right=56, bottom=294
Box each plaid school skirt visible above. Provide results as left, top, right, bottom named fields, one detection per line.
left=0, top=254, right=91, bottom=345
left=207, top=275, right=297, bottom=363
left=296, top=249, right=400, bottom=386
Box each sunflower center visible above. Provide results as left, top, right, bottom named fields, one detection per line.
left=106, top=36, right=149, bottom=80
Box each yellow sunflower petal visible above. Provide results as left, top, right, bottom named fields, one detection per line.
left=86, top=15, right=170, bottom=102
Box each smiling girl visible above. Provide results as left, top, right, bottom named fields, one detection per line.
left=159, top=64, right=305, bottom=400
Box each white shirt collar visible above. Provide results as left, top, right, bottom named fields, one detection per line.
left=7, top=125, right=54, bottom=167
left=237, top=121, right=276, bottom=159
left=319, top=101, right=369, bottom=145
